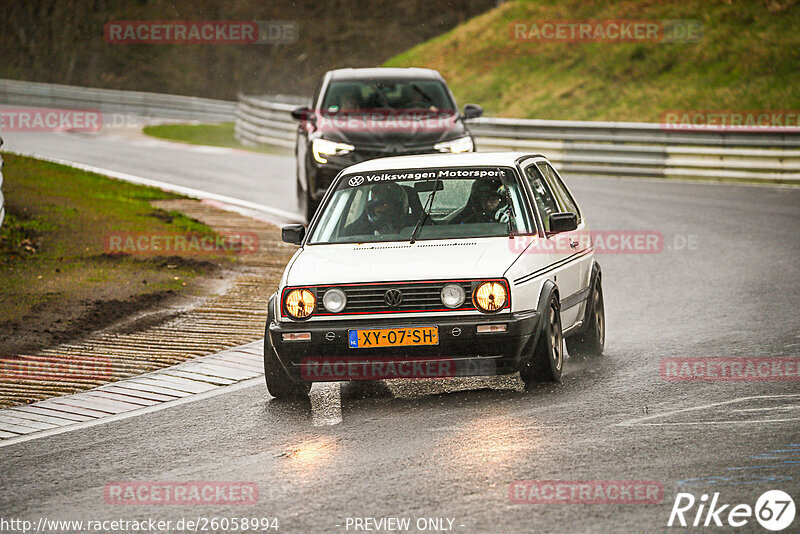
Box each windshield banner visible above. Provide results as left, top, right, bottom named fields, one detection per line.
left=342, top=168, right=506, bottom=188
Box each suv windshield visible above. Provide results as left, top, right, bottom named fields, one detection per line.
left=320, top=80, right=455, bottom=113
left=307, top=167, right=531, bottom=244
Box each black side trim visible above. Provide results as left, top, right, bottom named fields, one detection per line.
left=536, top=279, right=557, bottom=314
left=561, top=286, right=590, bottom=311
left=574, top=261, right=601, bottom=333
left=513, top=247, right=593, bottom=285
left=515, top=278, right=558, bottom=369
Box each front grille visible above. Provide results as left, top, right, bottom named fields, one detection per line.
left=355, top=146, right=437, bottom=160
left=321, top=281, right=475, bottom=315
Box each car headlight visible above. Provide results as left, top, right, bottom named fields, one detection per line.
left=322, top=288, right=347, bottom=313
left=473, top=281, right=507, bottom=313
left=312, top=138, right=355, bottom=164
left=434, top=136, right=474, bottom=153
left=285, top=289, right=316, bottom=319
left=441, top=283, right=466, bottom=309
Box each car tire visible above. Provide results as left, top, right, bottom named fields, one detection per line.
left=520, top=294, right=564, bottom=387
left=264, top=306, right=311, bottom=400
left=566, top=278, right=605, bottom=357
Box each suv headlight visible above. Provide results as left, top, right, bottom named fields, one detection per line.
left=473, top=281, right=507, bottom=313
left=434, top=136, right=474, bottom=153
left=285, top=289, right=316, bottom=319
left=312, top=138, right=355, bottom=164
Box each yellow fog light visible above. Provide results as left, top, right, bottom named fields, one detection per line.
left=473, top=282, right=507, bottom=313
left=285, top=289, right=316, bottom=319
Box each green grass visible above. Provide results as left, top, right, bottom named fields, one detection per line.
left=384, top=0, right=800, bottom=121
left=0, top=154, right=231, bottom=327
left=142, top=122, right=288, bottom=155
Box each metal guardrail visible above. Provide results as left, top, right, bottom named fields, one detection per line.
left=235, top=95, right=800, bottom=183
left=0, top=79, right=236, bottom=123
left=234, top=94, right=308, bottom=149
left=1, top=79, right=796, bottom=183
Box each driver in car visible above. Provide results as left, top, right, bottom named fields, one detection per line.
left=451, top=179, right=507, bottom=224
left=338, top=87, right=362, bottom=111
left=344, top=182, right=415, bottom=236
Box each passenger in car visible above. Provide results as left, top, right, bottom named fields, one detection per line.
left=450, top=179, right=507, bottom=224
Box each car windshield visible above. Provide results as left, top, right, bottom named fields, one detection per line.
left=307, top=166, right=531, bottom=244
left=320, top=80, right=455, bottom=114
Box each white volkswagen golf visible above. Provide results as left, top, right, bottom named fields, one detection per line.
left=265, top=152, right=604, bottom=399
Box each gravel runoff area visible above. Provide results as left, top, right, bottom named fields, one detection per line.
left=0, top=199, right=296, bottom=407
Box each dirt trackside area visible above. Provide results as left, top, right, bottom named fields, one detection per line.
left=0, top=154, right=297, bottom=406
left=0, top=154, right=237, bottom=357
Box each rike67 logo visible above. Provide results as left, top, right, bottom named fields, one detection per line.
left=668, top=490, right=795, bottom=531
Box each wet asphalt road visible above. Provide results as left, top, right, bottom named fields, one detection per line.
left=1, top=130, right=799, bottom=533
left=1, top=129, right=297, bottom=214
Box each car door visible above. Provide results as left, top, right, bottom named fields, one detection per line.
left=520, top=161, right=583, bottom=329
left=537, top=161, right=593, bottom=328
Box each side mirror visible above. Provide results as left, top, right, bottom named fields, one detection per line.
left=462, top=104, right=483, bottom=120
left=291, top=106, right=315, bottom=124
left=548, top=212, right=578, bottom=233
left=282, top=224, right=306, bottom=245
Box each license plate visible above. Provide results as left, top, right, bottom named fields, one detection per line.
left=348, top=327, right=439, bottom=349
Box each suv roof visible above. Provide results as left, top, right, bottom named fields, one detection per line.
left=326, top=67, right=443, bottom=81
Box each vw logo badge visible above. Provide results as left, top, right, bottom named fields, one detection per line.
left=349, top=176, right=365, bottom=187
left=384, top=289, right=403, bottom=308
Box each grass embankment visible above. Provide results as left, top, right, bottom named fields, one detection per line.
left=384, top=0, right=800, bottom=121
left=0, top=154, right=232, bottom=356
left=142, top=122, right=288, bottom=155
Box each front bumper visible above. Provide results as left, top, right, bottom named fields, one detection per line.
left=268, top=311, right=541, bottom=381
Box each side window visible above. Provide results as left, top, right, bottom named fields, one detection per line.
left=523, top=165, right=559, bottom=232
left=538, top=163, right=581, bottom=223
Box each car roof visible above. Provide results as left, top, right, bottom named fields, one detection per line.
left=327, top=67, right=443, bottom=81
left=341, top=152, right=546, bottom=174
